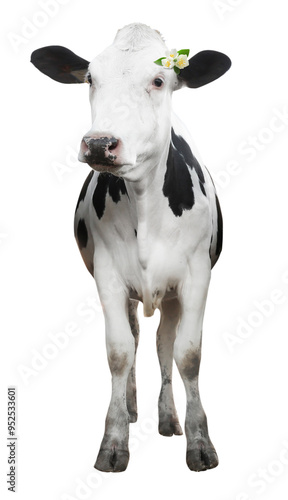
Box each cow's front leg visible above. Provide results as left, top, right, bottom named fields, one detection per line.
left=94, top=291, right=135, bottom=473
left=174, top=258, right=218, bottom=472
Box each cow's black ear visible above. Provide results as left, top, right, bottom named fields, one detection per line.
left=178, top=50, right=231, bottom=88
left=31, top=46, right=90, bottom=84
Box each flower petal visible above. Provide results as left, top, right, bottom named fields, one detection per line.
left=166, top=48, right=178, bottom=59
left=175, top=54, right=189, bottom=69
left=162, top=57, right=175, bottom=69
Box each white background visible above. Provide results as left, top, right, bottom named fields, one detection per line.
left=1, top=0, right=288, bottom=499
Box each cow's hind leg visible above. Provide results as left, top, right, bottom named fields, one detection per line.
left=157, top=298, right=183, bottom=436
left=94, top=288, right=135, bottom=473
left=126, top=299, right=139, bottom=423
left=174, top=256, right=218, bottom=471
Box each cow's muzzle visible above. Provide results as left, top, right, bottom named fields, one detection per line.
left=79, top=135, right=120, bottom=167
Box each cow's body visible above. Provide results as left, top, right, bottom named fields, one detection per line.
left=31, top=23, right=230, bottom=473
left=74, top=115, right=222, bottom=315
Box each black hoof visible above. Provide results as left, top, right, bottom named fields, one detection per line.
left=186, top=439, right=218, bottom=472
left=159, top=415, right=183, bottom=437
left=94, top=447, right=130, bottom=473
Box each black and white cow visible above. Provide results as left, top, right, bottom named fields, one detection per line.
left=31, top=23, right=231, bottom=472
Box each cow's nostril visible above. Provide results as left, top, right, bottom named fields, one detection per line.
left=108, top=138, right=118, bottom=151
left=81, top=137, right=91, bottom=155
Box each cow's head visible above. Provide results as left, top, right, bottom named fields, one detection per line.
left=31, top=23, right=231, bottom=181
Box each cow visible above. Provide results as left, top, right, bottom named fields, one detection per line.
left=31, top=23, right=231, bottom=473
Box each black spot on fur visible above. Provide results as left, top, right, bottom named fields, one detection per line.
left=171, top=129, right=206, bottom=196
left=76, top=218, right=88, bottom=249
left=92, top=174, right=109, bottom=219
left=215, top=194, right=223, bottom=257
left=108, top=174, right=127, bottom=202
left=163, top=129, right=206, bottom=217
left=163, top=139, right=194, bottom=216
left=92, top=173, right=127, bottom=220
left=209, top=194, right=223, bottom=268
left=75, top=170, right=94, bottom=212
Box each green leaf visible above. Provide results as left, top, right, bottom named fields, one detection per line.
left=177, top=49, right=190, bottom=57
left=173, top=67, right=180, bottom=75
left=154, top=57, right=165, bottom=66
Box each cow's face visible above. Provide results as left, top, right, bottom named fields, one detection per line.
left=31, top=24, right=231, bottom=181
left=80, top=41, right=180, bottom=180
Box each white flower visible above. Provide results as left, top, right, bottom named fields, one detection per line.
left=161, top=57, right=175, bottom=69
left=165, top=48, right=178, bottom=59
left=175, top=54, right=189, bottom=69
left=154, top=48, right=190, bottom=73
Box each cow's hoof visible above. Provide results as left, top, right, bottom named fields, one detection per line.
left=159, top=415, right=183, bottom=436
left=186, top=440, right=218, bottom=471
left=94, top=447, right=129, bottom=472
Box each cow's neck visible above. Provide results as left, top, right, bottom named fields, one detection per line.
left=125, top=137, right=170, bottom=270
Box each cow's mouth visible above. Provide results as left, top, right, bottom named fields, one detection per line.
left=86, top=155, right=117, bottom=167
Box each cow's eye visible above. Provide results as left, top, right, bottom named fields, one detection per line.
left=86, top=73, right=92, bottom=86
left=153, top=77, right=164, bottom=88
